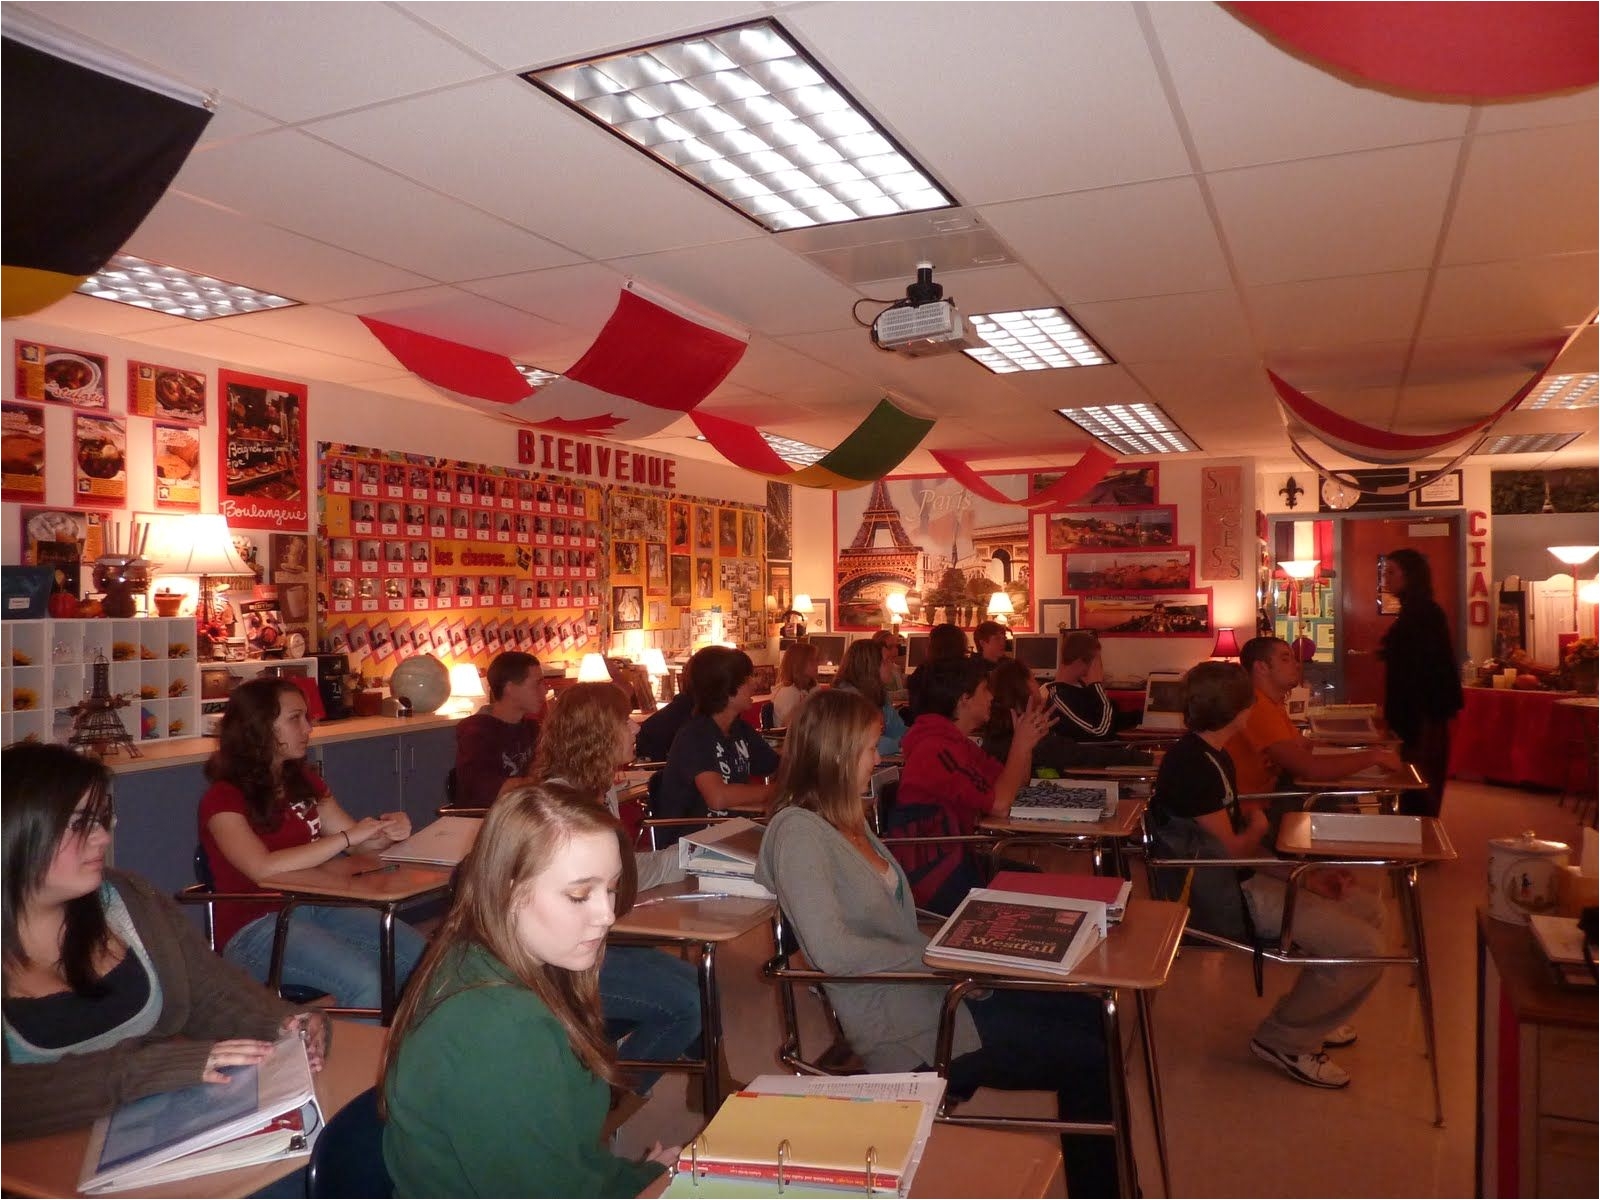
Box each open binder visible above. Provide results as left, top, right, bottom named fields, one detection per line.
left=78, top=1035, right=321, bottom=1194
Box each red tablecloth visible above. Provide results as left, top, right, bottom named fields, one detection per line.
left=1448, top=687, right=1595, bottom=789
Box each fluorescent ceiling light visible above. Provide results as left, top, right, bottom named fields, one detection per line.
left=1476, top=432, right=1583, bottom=454
left=525, top=20, right=953, bottom=231
left=1521, top=373, right=1598, bottom=410
left=75, top=254, right=298, bottom=321
left=962, top=308, right=1112, bottom=374
left=515, top=364, right=561, bottom=389
left=1055, top=402, right=1200, bottom=455
left=696, top=430, right=827, bottom=466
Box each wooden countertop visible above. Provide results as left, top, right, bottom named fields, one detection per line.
left=101, top=711, right=466, bottom=775
left=1479, top=909, right=1597, bottom=1030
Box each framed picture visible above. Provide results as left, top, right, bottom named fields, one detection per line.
left=611, top=585, right=643, bottom=631
left=1063, top=546, right=1193, bottom=591
left=1077, top=589, right=1213, bottom=638
left=1315, top=622, right=1336, bottom=650
left=644, top=542, right=668, bottom=596
left=717, top=507, right=739, bottom=557
left=670, top=554, right=692, bottom=606
left=669, top=501, right=691, bottom=553
left=807, top=598, right=833, bottom=633
left=1035, top=462, right=1158, bottom=507
left=767, top=562, right=793, bottom=614
left=1046, top=505, right=1177, bottom=552
left=218, top=369, right=308, bottom=530
left=1412, top=469, right=1463, bottom=508
left=1038, top=598, right=1080, bottom=636
left=611, top=540, right=640, bottom=578
left=739, top=510, right=761, bottom=558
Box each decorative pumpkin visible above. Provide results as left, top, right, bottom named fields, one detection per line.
left=47, top=590, right=79, bottom=619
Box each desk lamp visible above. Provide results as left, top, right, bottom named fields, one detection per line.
left=1278, top=559, right=1320, bottom=662
left=1548, top=546, right=1600, bottom=635
left=577, top=652, right=613, bottom=683
left=885, top=590, right=909, bottom=630
left=986, top=591, right=1014, bottom=626
left=150, top=514, right=254, bottom=659
left=1210, top=627, right=1240, bottom=661
left=641, top=647, right=669, bottom=704
left=445, top=663, right=485, bottom=717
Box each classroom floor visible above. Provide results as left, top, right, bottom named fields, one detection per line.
left=612, top=778, right=1592, bottom=1197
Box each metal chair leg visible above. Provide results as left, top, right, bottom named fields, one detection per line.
left=1400, top=866, right=1445, bottom=1127
left=1136, top=989, right=1172, bottom=1198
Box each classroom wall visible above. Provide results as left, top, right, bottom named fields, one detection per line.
left=1, top=314, right=764, bottom=569
left=790, top=456, right=1258, bottom=681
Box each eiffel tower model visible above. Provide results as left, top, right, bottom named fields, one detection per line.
left=68, top=652, right=142, bottom=760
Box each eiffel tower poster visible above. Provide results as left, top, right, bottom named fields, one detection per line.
left=833, top=471, right=1034, bottom=630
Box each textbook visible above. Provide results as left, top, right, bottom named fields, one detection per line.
left=925, top=888, right=1106, bottom=975
left=674, top=1091, right=925, bottom=1195
left=679, top=817, right=764, bottom=879
left=694, top=871, right=775, bottom=900
left=79, top=1035, right=320, bottom=1194
left=988, top=869, right=1129, bottom=925
left=1008, top=778, right=1118, bottom=823
left=379, top=814, right=481, bottom=866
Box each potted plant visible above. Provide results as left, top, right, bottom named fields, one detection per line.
left=1562, top=638, right=1598, bottom=695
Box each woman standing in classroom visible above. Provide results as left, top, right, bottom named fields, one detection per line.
left=1379, top=548, right=1464, bottom=816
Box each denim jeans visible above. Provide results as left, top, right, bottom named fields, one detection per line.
left=950, top=989, right=1116, bottom=1198
left=224, top=905, right=426, bottom=1013
left=600, top=945, right=703, bottom=1093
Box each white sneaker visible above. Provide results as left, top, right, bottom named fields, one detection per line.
left=1250, top=1039, right=1351, bottom=1089
left=1322, top=1024, right=1357, bottom=1049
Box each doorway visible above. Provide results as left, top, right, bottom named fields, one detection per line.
left=1340, top=514, right=1463, bottom=705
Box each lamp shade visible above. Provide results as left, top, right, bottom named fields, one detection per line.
left=885, top=591, right=909, bottom=617
left=1278, top=559, right=1320, bottom=581
left=148, top=514, right=252, bottom=575
left=1211, top=627, right=1241, bottom=659
left=1548, top=545, right=1600, bottom=567
left=987, top=591, right=1014, bottom=616
left=577, top=652, right=612, bottom=683
left=448, top=663, right=485, bottom=699
left=791, top=593, right=813, bottom=614
left=641, top=648, right=668, bottom=676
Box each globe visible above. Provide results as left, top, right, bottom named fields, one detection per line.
left=390, top=653, right=451, bottom=714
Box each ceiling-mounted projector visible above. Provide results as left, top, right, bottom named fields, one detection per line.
left=870, top=265, right=969, bottom=357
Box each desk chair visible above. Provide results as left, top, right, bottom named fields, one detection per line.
left=306, top=1085, right=391, bottom=1199
left=865, top=766, right=899, bottom=835
left=1138, top=809, right=1445, bottom=1124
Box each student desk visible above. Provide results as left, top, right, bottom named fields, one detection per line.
left=980, top=796, right=1148, bottom=879
left=611, top=881, right=776, bottom=1115
left=1290, top=761, right=1428, bottom=812
left=923, top=897, right=1188, bottom=1198
left=259, top=855, right=454, bottom=1024
left=641, top=1123, right=1065, bottom=1197
left=1276, top=812, right=1456, bottom=1126
left=0, top=1021, right=385, bottom=1199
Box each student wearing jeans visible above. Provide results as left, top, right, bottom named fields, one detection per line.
left=199, top=678, right=426, bottom=1014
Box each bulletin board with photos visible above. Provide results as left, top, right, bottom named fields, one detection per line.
left=611, top=486, right=768, bottom=651
left=316, top=442, right=602, bottom=679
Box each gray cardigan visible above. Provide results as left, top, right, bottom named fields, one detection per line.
left=755, top=807, right=979, bottom=1072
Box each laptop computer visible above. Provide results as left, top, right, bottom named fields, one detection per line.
left=1134, top=671, right=1186, bottom=733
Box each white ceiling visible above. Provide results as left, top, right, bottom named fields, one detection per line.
left=7, top=1, right=1597, bottom=473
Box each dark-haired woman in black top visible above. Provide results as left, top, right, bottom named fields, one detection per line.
left=1379, top=549, right=1463, bottom=817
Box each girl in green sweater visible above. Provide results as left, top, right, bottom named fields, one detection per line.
left=380, top=782, right=678, bottom=1197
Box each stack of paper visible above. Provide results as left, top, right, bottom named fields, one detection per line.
left=679, top=818, right=772, bottom=899
left=379, top=815, right=481, bottom=866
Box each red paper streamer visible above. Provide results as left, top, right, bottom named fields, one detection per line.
left=930, top=447, right=1118, bottom=509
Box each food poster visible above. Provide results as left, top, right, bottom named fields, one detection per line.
left=15, top=341, right=109, bottom=410
left=73, top=413, right=127, bottom=506
left=128, top=361, right=206, bottom=424
left=219, top=369, right=307, bottom=530
left=2, top=402, right=46, bottom=501
left=153, top=423, right=201, bottom=509
left=20, top=506, right=105, bottom=597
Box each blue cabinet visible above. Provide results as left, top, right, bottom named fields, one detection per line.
left=400, top=725, right=458, bottom=824
left=311, top=736, right=401, bottom=819
left=108, top=760, right=211, bottom=922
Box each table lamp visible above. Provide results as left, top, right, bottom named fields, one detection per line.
left=445, top=663, right=485, bottom=717
left=577, top=652, right=613, bottom=683
left=1548, top=546, right=1600, bottom=635
left=641, top=647, right=669, bottom=704
left=885, top=590, right=909, bottom=629
left=1210, top=627, right=1240, bottom=661
left=1278, top=559, right=1319, bottom=663
left=986, top=591, right=1014, bottom=626
left=150, top=514, right=254, bottom=658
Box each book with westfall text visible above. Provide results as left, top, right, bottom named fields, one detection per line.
left=925, top=888, right=1106, bottom=975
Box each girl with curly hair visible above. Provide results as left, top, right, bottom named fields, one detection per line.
left=530, top=683, right=703, bottom=1099
left=198, top=678, right=425, bottom=1012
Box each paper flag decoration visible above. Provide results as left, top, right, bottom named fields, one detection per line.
left=692, top=399, right=935, bottom=489
left=931, top=446, right=1117, bottom=508
left=2, top=37, right=212, bottom=318
left=361, top=282, right=746, bottom=441
left=1227, top=2, right=1597, bottom=99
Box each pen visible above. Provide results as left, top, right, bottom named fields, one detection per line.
left=351, top=863, right=399, bottom=877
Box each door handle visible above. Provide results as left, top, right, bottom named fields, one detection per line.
left=1347, top=649, right=1372, bottom=656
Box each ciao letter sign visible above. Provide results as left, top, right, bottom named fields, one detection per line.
left=1468, top=510, right=1490, bottom=627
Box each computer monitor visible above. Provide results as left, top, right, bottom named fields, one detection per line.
left=904, top=633, right=930, bottom=668
left=1141, top=671, right=1187, bottom=731
left=805, top=634, right=848, bottom=669
left=1010, top=634, right=1060, bottom=676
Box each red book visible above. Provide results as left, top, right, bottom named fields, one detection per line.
left=989, top=871, right=1130, bottom=921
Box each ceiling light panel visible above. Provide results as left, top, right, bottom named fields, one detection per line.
left=1477, top=432, right=1583, bottom=454
left=963, top=308, right=1113, bottom=374
left=1521, top=373, right=1599, bottom=410
left=1055, top=403, right=1200, bottom=455
left=515, top=364, right=561, bottom=389
left=75, top=254, right=299, bottom=321
left=526, top=21, right=953, bottom=232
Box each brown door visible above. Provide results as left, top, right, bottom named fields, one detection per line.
left=1340, top=514, right=1462, bottom=705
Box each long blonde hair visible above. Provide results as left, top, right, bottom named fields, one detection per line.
left=771, top=689, right=881, bottom=832
left=530, top=682, right=631, bottom=796
left=378, top=782, right=632, bottom=1113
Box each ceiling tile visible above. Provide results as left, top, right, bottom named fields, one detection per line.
left=217, top=306, right=401, bottom=367
left=125, top=192, right=432, bottom=303
left=457, top=263, right=632, bottom=330
left=195, top=101, right=280, bottom=150
left=1419, top=253, right=1598, bottom=341
left=1442, top=122, right=1600, bottom=264
left=981, top=177, right=1232, bottom=302
left=125, top=321, right=384, bottom=385
left=1473, top=90, right=1600, bottom=135
left=174, top=130, right=583, bottom=281
left=1151, top=1, right=1468, bottom=172
left=1209, top=142, right=1460, bottom=285
left=725, top=337, right=862, bottom=398
left=25, top=293, right=191, bottom=337
left=16, top=0, right=495, bottom=121
left=1071, top=290, right=1254, bottom=364
left=784, top=1, right=1190, bottom=205
left=325, top=287, right=566, bottom=360
left=305, top=77, right=763, bottom=260
left=1247, top=271, right=1428, bottom=352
